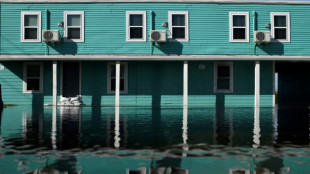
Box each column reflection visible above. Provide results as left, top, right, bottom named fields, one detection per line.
left=253, top=107, right=260, bottom=148
left=60, top=107, right=81, bottom=150
left=114, top=106, right=120, bottom=149
left=182, top=106, right=188, bottom=157
left=51, top=106, right=57, bottom=150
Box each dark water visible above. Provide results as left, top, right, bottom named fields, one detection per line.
left=0, top=105, right=309, bottom=174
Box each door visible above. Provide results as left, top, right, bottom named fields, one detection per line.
left=62, top=62, right=80, bottom=98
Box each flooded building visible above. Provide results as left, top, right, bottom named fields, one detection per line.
left=5, top=0, right=310, bottom=107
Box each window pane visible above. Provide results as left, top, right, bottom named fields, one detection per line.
left=130, top=14, right=143, bottom=26
left=274, top=16, right=286, bottom=27
left=25, top=15, right=38, bottom=26
left=172, top=14, right=185, bottom=26
left=25, top=28, right=38, bottom=39
left=120, top=65, right=125, bottom=78
left=275, top=28, right=287, bottom=39
left=217, top=78, right=230, bottom=90
left=68, top=28, right=81, bottom=39
left=120, top=79, right=124, bottom=91
left=172, top=27, right=185, bottom=39
left=217, top=66, right=230, bottom=78
left=111, top=79, right=115, bottom=91
left=233, top=15, right=245, bottom=27
left=130, top=27, right=143, bottom=39
left=27, top=65, right=40, bottom=77
left=233, top=28, right=246, bottom=39
left=68, top=15, right=81, bottom=26
left=27, top=79, right=40, bottom=91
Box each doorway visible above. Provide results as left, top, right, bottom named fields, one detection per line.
left=62, top=62, right=80, bottom=98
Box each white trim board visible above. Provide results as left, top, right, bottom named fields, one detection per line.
left=1, top=0, right=310, bottom=5
left=3, top=54, right=310, bottom=61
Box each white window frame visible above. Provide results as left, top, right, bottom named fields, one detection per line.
left=23, top=62, right=43, bottom=94
left=64, top=11, right=84, bottom=42
left=270, top=12, right=290, bottom=42
left=21, top=11, right=41, bottom=42
left=126, top=11, right=146, bottom=42
left=168, top=11, right=189, bottom=42
left=107, top=62, right=128, bottom=94
left=214, top=62, right=233, bottom=93
left=229, top=12, right=249, bottom=42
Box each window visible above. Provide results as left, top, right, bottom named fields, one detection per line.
left=23, top=62, right=43, bottom=93
left=21, top=11, right=41, bottom=42
left=126, top=11, right=146, bottom=42
left=271, top=12, right=290, bottom=42
left=214, top=62, right=233, bottom=93
left=107, top=62, right=128, bottom=94
left=64, top=11, right=84, bottom=42
left=168, top=11, right=189, bottom=42
left=229, top=12, right=249, bottom=42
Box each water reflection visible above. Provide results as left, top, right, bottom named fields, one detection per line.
left=0, top=106, right=309, bottom=173
left=253, top=107, right=261, bottom=148
left=60, top=106, right=81, bottom=150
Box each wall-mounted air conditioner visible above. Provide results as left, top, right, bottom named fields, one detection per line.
left=42, top=30, right=60, bottom=42
left=150, top=30, right=166, bottom=42
left=254, top=31, right=271, bottom=44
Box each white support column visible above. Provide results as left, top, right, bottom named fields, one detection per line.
left=272, top=61, right=276, bottom=107
left=53, top=61, right=57, bottom=106
left=255, top=61, right=260, bottom=108
left=183, top=61, right=188, bottom=106
left=115, top=61, right=120, bottom=107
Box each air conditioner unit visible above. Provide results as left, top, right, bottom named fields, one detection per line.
left=42, top=30, right=60, bottom=42
left=150, top=30, right=166, bottom=42
left=254, top=31, right=271, bottom=44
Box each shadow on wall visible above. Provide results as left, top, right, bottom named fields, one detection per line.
left=50, top=41, right=78, bottom=55
left=258, top=41, right=284, bottom=55
left=155, top=40, right=183, bottom=55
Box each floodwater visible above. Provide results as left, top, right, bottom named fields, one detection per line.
left=0, top=105, right=309, bottom=174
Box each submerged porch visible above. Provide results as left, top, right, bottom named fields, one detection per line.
left=0, top=60, right=275, bottom=107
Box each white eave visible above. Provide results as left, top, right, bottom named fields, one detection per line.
left=0, top=0, right=310, bottom=4
left=1, top=54, right=310, bottom=61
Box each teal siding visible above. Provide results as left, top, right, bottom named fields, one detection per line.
left=0, top=3, right=310, bottom=55
left=0, top=60, right=273, bottom=106
left=0, top=61, right=61, bottom=105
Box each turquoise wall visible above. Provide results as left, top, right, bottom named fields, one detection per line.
left=0, top=3, right=310, bottom=55
left=0, top=60, right=274, bottom=107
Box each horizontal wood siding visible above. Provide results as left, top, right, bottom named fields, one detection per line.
left=80, top=60, right=273, bottom=107
left=0, top=61, right=60, bottom=105
left=0, top=3, right=310, bottom=55
left=0, top=60, right=273, bottom=106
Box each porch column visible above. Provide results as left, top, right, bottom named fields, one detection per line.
left=115, top=61, right=120, bottom=106
left=53, top=61, right=57, bottom=106
left=183, top=61, right=188, bottom=106
left=255, top=61, right=260, bottom=108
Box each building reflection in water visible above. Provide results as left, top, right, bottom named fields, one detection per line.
left=60, top=106, right=81, bottom=150
left=214, top=105, right=234, bottom=146
left=14, top=105, right=310, bottom=174
left=106, top=107, right=128, bottom=148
